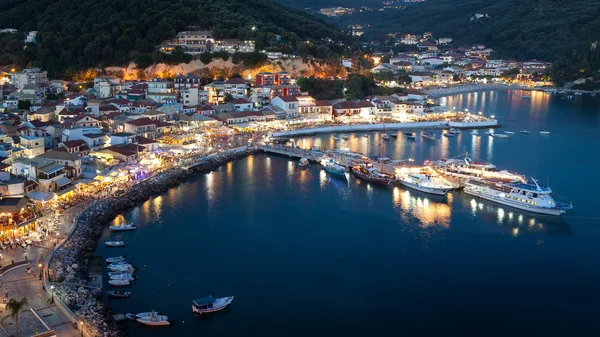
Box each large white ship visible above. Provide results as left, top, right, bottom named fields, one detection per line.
left=395, top=168, right=453, bottom=196
left=433, top=153, right=525, bottom=182
left=464, top=178, right=572, bottom=216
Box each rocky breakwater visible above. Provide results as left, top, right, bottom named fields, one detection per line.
left=48, top=147, right=258, bottom=336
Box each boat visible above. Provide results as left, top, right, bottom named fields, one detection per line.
left=108, top=279, right=130, bottom=287
left=137, top=314, right=171, bottom=326
left=108, top=271, right=133, bottom=277
left=574, top=92, right=583, bottom=96
left=407, top=135, right=416, bottom=140
left=381, top=134, right=390, bottom=140
left=539, top=131, right=550, bottom=135
left=422, top=132, right=435, bottom=140
left=340, top=134, right=349, bottom=140
left=298, top=157, right=309, bottom=168
left=469, top=130, right=479, bottom=135
left=433, top=153, right=525, bottom=182
left=110, top=273, right=136, bottom=281
left=403, top=132, right=413, bottom=136
left=484, top=131, right=493, bottom=135
left=492, top=134, right=509, bottom=139
left=320, top=158, right=346, bottom=177
left=396, top=169, right=453, bottom=196
left=333, top=136, right=340, bottom=140
left=443, top=132, right=455, bottom=137
left=128, top=311, right=161, bottom=320
left=192, top=296, right=234, bottom=314
left=362, top=134, right=369, bottom=138
left=108, top=264, right=135, bottom=272
left=390, top=133, right=398, bottom=138
left=105, top=241, right=126, bottom=247
left=464, top=178, right=572, bottom=216
left=504, top=131, right=515, bottom=135
left=567, top=95, right=573, bottom=99
left=107, top=291, right=131, bottom=298
left=449, top=128, right=460, bottom=133
left=352, top=164, right=393, bottom=185
left=519, top=130, right=530, bottom=134
left=109, top=223, right=137, bottom=231
left=106, top=256, right=126, bottom=263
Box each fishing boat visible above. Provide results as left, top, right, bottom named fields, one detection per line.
left=504, top=131, right=515, bottom=135
left=110, top=273, right=136, bottom=281
left=108, top=279, right=130, bottom=287
left=492, top=134, right=509, bottom=139
left=192, top=296, right=234, bottom=314
left=469, top=130, right=479, bottom=135
left=109, top=223, right=137, bottom=231
left=443, top=132, right=455, bottom=137
left=107, top=290, right=130, bottom=298
left=381, top=134, right=390, bottom=140
left=396, top=169, right=454, bottom=196
left=106, top=256, right=126, bottom=263
left=422, top=132, right=435, bottom=140
left=298, top=157, right=309, bottom=168
left=340, top=134, right=349, bottom=140
left=519, top=130, right=531, bottom=134
left=352, top=164, right=393, bottom=185
left=137, top=314, right=171, bottom=326
left=464, top=178, right=572, bottom=216
left=539, top=131, right=550, bottom=135
left=320, top=158, right=346, bottom=177
left=105, top=241, right=126, bottom=247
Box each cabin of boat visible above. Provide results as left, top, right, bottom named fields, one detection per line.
left=192, top=296, right=234, bottom=314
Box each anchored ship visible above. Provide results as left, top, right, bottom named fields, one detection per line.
left=396, top=168, right=453, bottom=196
left=434, top=153, right=525, bottom=182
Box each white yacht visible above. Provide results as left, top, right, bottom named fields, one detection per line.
left=539, top=131, right=550, bottom=135
left=469, top=130, right=479, bottom=135
left=492, top=133, right=509, bottom=139
left=464, top=178, right=572, bottom=215
left=396, top=169, right=453, bottom=196
left=504, top=131, right=515, bottom=135
left=434, top=154, right=525, bottom=182
left=381, top=134, right=390, bottom=140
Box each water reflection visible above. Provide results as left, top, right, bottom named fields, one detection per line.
left=392, top=187, right=451, bottom=227
left=206, top=171, right=216, bottom=212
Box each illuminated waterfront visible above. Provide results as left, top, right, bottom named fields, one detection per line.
left=95, top=90, right=600, bottom=336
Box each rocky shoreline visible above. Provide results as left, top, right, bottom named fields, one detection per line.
left=48, top=147, right=259, bottom=336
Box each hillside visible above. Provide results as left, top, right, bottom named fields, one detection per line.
left=0, top=0, right=347, bottom=75
left=368, top=0, right=600, bottom=84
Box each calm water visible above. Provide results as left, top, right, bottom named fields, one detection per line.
left=95, top=90, right=600, bottom=337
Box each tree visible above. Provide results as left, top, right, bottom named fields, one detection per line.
left=2, top=297, right=28, bottom=337
left=17, top=100, right=31, bottom=110
left=199, top=52, right=213, bottom=65
left=224, top=93, right=234, bottom=102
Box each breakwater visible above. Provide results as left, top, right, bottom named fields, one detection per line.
left=47, top=146, right=258, bottom=336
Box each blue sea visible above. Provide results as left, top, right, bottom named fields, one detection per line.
left=94, top=90, right=600, bottom=337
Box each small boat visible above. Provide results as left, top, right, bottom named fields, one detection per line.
left=484, top=131, right=493, bottom=135
left=567, top=95, right=573, bottom=99
left=321, top=158, right=346, bottom=177
left=362, top=134, right=369, bottom=138
left=422, top=132, right=435, bottom=140
left=192, top=296, right=234, bottom=314
left=108, top=264, right=135, bottom=272
left=390, top=133, right=398, bottom=137
left=449, top=128, right=460, bottom=133
left=504, top=131, right=515, bottom=135
left=539, top=131, right=550, bottom=135
left=340, top=134, right=349, bottom=140
left=298, top=157, right=309, bottom=168
left=519, top=130, right=531, bottom=134
left=108, top=271, right=133, bottom=277
left=106, top=256, right=126, bottom=263
left=396, top=171, right=453, bottom=196
left=469, top=130, right=479, bottom=135
left=351, top=164, right=393, bottom=185
left=107, top=291, right=131, bottom=298
left=407, top=135, right=416, bottom=140
left=333, top=136, right=340, bottom=140
left=110, top=273, right=136, bottom=281
left=105, top=241, right=126, bottom=247
left=492, top=134, right=509, bottom=139
left=574, top=92, right=582, bottom=96
left=137, top=314, right=171, bottom=326
left=129, top=311, right=161, bottom=319
left=443, top=132, right=455, bottom=137
left=108, top=279, right=130, bottom=287
left=403, top=131, right=413, bottom=136
left=109, top=223, right=137, bottom=231
left=381, top=134, right=390, bottom=140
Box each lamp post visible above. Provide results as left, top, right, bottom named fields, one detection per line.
left=38, top=263, right=42, bottom=280
left=56, top=232, right=59, bottom=245
left=50, top=285, right=54, bottom=303
left=80, top=321, right=84, bottom=337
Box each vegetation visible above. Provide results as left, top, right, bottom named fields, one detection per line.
left=367, top=0, right=600, bottom=85
left=297, top=74, right=405, bottom=100
left=0, top=0, right=347, bottom=75
left=2, top=297, right=28, bottom=337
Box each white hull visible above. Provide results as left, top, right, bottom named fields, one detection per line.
left=464, top=188, right=566, bottom=215
left=109, top=280, right=130, bottom=286
left=137, top=315, right=170, bottom=326
left=399, top=180, right=451, bottom=196
left=192, top=296, right=234, bottom=314
left=106, top=257, right=125, bottom=263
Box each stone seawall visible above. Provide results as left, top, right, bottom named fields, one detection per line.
left=47, top=147, right=259, bottom=336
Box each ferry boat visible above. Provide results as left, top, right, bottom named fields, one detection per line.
left=434, top=153, right=525, bottom=182
left=352, top=164, right=393, bottom=185
left=320, top=158, right=346, bottom=177
left=464, top=178, right=572, bottom=216
left=192, top=296, right=234, bottom=314
left=422, top=132, right=435, bottom=140
left=519, top=130, right=530, bottom=134
left=396, top=170, right=453, bottom=196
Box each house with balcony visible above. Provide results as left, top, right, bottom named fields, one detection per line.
left=271, top=96, right=299, bottom=118
left=36, top=150, right=82, bottom=178
left=232, top=99, right=253, bottom=111
left=18, top=135, right=45, bottom=157
left=294, top=95, right=315, bottom=114
left=312, top=101, right=333, bottom=121
left=58, top=139, right=91, bottom=156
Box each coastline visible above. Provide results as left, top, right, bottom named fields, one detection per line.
left=424, top=83, right=530, bottom=98
left=47, top=146, right=259, bottom=337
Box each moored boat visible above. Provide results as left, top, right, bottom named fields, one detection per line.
left=539, top=130, right=550, bottom=135
left=492, top=134, right=509, bottom=139
left=352, top=164, right=393, bottom=185
left=504, top=131, right=515, bottom=135
left=105, top=241, right=126, bottom=247
left=519, top=130, right=530, bottom=134
left=390, top=133, right=398, bottom=137
left=192, top=296, right=234, bottom=314
left=381, top=134, right=390, bottom=140
left=433, top=153, right=525, bottom=182
left=108, top=279, right=130, bottom=287
left=422, top=132, right=435, bottom=140
left=443, top=132, right=455, bottom=137
left=109, top=223, right=137, bottom=231
left=407, top=135, right=416, bottom=140
left=320, top=158, right=346, bottom=177
left=107, top=291, right=131, bottom=298
left=106, top=256, right=126, bottom=263
left=469, top=130, right=479, bottom=135
left=110, top=273, right=136, bottom=281
left=340, top=134, right=349, bottom=140
left=108, top=264, right=135, bottom=272
left=137, top=314, right=171, bottom=326
left=362, top=134, right=369, bottom=138
left=298, top=157, right=309, bottom=168
left=108, top=271, right=133, bottom=277
left=396, top=169, right=453, bottom=196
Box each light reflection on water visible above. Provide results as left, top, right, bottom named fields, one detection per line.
left=392, top=187, right=451, bottom=228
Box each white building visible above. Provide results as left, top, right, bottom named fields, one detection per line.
left=9, top=68, right=48, bottom=90
left=271, top=96, right=299, bottom=118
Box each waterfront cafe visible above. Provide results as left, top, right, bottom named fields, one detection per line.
left=0, top=196, right=38, bottom=238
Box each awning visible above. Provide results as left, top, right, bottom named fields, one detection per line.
left=27, top=191, right=54, bottom=202
left=56, top=183, right=78, bottom=196
left=77, top=178, right=96, bottom=185
left=55, top=176, right=72, bottom=187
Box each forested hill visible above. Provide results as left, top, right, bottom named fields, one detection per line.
left=0, top=0, right=347, bottom=75
left=370, top=0, right=600, bottom=84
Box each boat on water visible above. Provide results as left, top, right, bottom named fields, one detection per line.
left=110, top=273, right=136, bottom=281
left=422, top=132, right=435, bottom=140
left=484, top=131, right=493, bottom=135
left=381, top=134, right=390, bottom=140
left=352, top=164, right=393, bottom=185
left=333, top=136, right=340, bottom=140
left=464, top=178, right=572, bottom=216
left=137, top=314, right=171, bottom=326
left=362, top=134, right=369, bottom=138
left=433, top=153, right=525, bottom=182
left=105, top=241, right=126, bottom=247
left=519, top=130, right=531, bottom=134
left=469, top=130, right=479, bottom=135
left=567, top=95, right=573, bottom=99
left=390, top=133, right=398, bottom=137
left=108, top=264, right=135, bottom=272
left=108, top=271, right=133, bottom=277
left=107, top=291, right=130, bottom=298
left=539, top=131, right=550, bottom=135
left=396, top=169, right=453, bottom=196
left=298, top=157, right=309, bottom=168
left=340, top=134, right=349, bottom=140
left=443, top=132, right=455, bottom=137
left=320, top=158, right=346, bottom=177
left=127, top=311, right=161, bottom=320
left=109, top=223, right=137, bottom=231
left=106, top=256, right=125, bottom=263
left=504, top=131, right=515, bottom=135
left=407, top=135, right=416, bottom=140
left=492, top=134, right=509, bottom=139
left=192, top=296, right=234, bottom=314
left=403, top=132, right=414, bottom=136
left=449, top=128, right=460, bottom=133
left=574, top=92, right=583, bottom=96
left=108, top=279, right=130, bottom=287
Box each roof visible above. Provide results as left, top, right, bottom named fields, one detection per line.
left=224, top=78, right=247, bottom=85
left=83, top=133, right=105, bottom=139
left=274, top=95, right=297, bottom=103
left=125, top=117, right=155, bottom=127
left=38, top=162, right=64, bottom=175
left=37, top=150, right=80, bottom=161
left=103, top=144, right=144, bottom=157
left=314, top=100, right=332, bottom=107
left=232, top=99, right=252, bottom=104
left=136, top=136, right=158, bottom=145
left=111, top=132, right=135, bottom=137
left=61, top=139, right=87, bottom=148
left=141, top=109, right=165, bottom=116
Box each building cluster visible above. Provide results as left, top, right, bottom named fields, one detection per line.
left=158, top=30, right=255, bottom=55
left=319, top=7, right=355, bottom=17
left=369, top=46, right=551, bottom=86
left=0, top=29, right=38, bottom=44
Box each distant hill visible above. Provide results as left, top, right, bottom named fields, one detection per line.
left=0, top=0, right=347, bottom=75
left=368, top=0, right=600, bottom=84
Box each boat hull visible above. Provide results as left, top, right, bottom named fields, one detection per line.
left=352, top=169, right=391, bottom=185
left=323, top=166, right=345, bottom=177
left=192, top=296, right=234, bottom=314
left=464, top=188, right=566, bottom=215
left=399, top=180, right=450, bottom=196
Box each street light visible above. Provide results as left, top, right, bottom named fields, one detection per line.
left=50, top=285, right=54, bottom=303
left=80, top=321, right=84, bottom=337
left=38, top=263, right=42, bottom=280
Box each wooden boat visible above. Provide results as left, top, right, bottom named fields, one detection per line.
left=108, top=279, right=130, bottom=287
left=105, top=241, right=126, bottom=247
left=352, top=164, right=392, bottom=185
left=109, top=223, right=137, bottom=231
left=106, top=256, right=126, bottom=263
left=107, top=291, right=130, bottom=298
left=192, top=296, right=234, bottom=314
left=137, top=314, right=170, bottom=326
